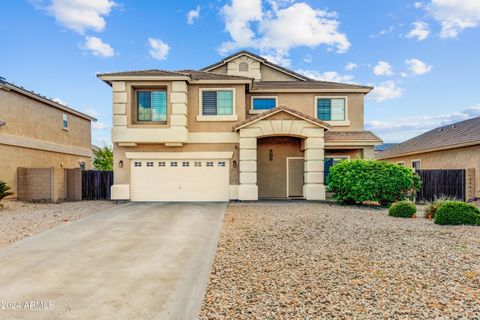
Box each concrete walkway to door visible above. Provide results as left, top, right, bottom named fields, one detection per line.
left=0, top=202, right=226, bottom=320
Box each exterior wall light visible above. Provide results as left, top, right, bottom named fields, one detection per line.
left=269, top=149, right=273, bottom=161
left=119, top=160, right=123, bottom=168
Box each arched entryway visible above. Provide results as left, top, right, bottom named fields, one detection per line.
left=257, top=136, right=304, bottom=198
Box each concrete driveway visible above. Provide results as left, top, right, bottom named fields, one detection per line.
left=0, top=202, right=226, bottom=320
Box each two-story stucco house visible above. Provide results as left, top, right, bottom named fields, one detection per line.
left=0, top=78, right=95, bottom=197
left=98, top=51, right=382, bottom=202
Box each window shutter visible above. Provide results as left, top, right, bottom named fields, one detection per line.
left=202, top=91, right=217, bottom=115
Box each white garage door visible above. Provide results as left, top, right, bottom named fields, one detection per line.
left=130, top=159, right=230, bottom=202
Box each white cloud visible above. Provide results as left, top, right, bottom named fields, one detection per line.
left=82, top=36, right=115, bottom=57
left=148, top=38, right=170, bottom=60
left=261, top=52, right=291, bottom=67
left=296, top=69, right=354, bottom=83
left=373, top=61, right=394, bottom=76
left=187, top=6, right=200, bottom=25
left=33, top=0, right=117, bottom=34
left=368, top=81, right=403, bottom=102
left=406, top=21, right=430, bottom=41
left=219, top=0, right=350, bottom=61
left=366, top=104, right=480, bottom=141
left=303, top=54, right=312, bottom=63
left=52, top=97, right=67, bottom=105
left=414, top=2, right=424, bottom=9
left=405, top=58, right=432, bottom=75
left=92, top=122, right=109, bottom=130
left=426, top=0, right=480, bottom=38
left=369, top=25, right=395, bottom=38
left=344, top=62, right=357, bottom=71
left=83, top=108, right=100, bottom=118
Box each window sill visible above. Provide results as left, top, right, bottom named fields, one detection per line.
left=324, top=120, right=350, bottom=126
left=196, top=115, right=238, bottom=122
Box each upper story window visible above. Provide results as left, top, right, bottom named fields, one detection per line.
left=251, top=97, right=277, bottom=113
left=62, top=113, right=68, bottom=129
left=412, top=160, right=421, bottom=171
left=316, top=97, right=346, bottom=121
left=136, top=90, right=167, bottom=122
left=201, top=90, right=234, bottom=116
left=239, top=62, right=249, bottom=72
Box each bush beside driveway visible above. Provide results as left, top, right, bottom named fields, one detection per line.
left=200, top=203, right=480, bottom=319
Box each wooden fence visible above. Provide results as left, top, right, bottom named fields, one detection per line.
left=416, top=169, right=465, bottom=202
left=82, top=170, right=113, bottom=200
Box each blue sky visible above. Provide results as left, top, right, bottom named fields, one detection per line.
left=1, top=0, right=479, bottom=145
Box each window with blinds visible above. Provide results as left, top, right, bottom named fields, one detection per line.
left=202, top=90, right=233, bottom=116
left=137, top=90, right=167, bottom=122
left=316, top=98, right=346, bottom=121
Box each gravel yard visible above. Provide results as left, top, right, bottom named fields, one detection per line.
left=200, top=202, right=480, bottom=319
left=0, top=200, right=117, bottom=248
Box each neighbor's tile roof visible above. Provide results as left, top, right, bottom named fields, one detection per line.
left=251, top=81, right=373, bottom=91
left=377, top=116, right=480, bottom=159
left=325, top=131, right=383, bottom=142
left=233, top=106, right=332, bottom=130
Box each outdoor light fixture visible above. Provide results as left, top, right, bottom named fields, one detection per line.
left=269, top=149, right=273, bottom=161
left=119, top=160, right=123, bottom=168
left=233, top=160, right=237, bottom=168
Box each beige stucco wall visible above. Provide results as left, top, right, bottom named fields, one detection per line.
left=113, top=143, right=239, bottom=186
left=257, top=137, right=304, bottom=198
left=0, top=89, right=92, bottom=148
left=260, top=65, right=300, bottom=81
left=245, top=92, right=365, bottom=131
left=382, top=145, right=480, bottom=198
left=0, top=144, right=91, bottom=197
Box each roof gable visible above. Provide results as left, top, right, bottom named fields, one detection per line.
left=201, top=50, right=311, bottom=81
left=233, top=106, right=332, bottom=131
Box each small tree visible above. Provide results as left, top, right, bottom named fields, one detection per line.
left=93, top=146, right=113, bottom=171
left=328, top=159, right=421, bottom=206
left=0, top=180, right=13, bottom=204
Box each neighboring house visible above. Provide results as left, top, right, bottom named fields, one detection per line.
left=377, top=116, right=480, bottom=199
left=0, top=78, right=95, bottom=197
left=98, top=50, right=382, bottom=202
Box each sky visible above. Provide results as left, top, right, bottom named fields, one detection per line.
left=1, top=0, right=479, bottom=145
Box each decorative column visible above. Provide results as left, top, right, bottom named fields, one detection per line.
left=303, top=128, right=326, bottom=200
left=238, top=129, right=259, bottom=200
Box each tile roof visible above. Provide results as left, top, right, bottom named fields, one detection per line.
left=176, top=70, right=253, bottom=80
left=325, top=131, right=383, bottom=142
left=97, top=69, right=253, bottom=81
left=233, top=106, right=332, bottom=130
left=377, top=116, right=480, bottom=159
left=0, top=79, right=96, bottom=121
left=251, top=81, right=373, bottom=91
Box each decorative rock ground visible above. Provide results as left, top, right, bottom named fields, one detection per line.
left=200, top=203, right=480, bottom=319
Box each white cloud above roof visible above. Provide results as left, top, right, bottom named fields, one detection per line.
left=34, top=0, right=117, bottom=34
left=405, top=58, right=432, bottom=75
left=426, top=0, right=480, bottom=38
left=406, top=21, right=430, bottom=41
left=82, top=36, right=115, bottom=57
left=187, top=6, right=200, bottom=25
left=148, top=38, right=170, bottom=60
left=219, top=0, right=350, bottom=62
left=368, top=81, right=403, bottom=102
left=373, top=61, right=394, bottom=76
left=296, top=69, right=355, bottom=83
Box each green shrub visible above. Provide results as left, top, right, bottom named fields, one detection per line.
left=0, top=180, right=13, bottom=204
left=327, top=160, right=421, bottom=206
left=434, top=201, right=480, bottom=225
left=424, top=195, right=456, bottom=219
left=389, top=200, right=417, bottom=218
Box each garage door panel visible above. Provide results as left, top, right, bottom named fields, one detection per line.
left=131, top=160, right=229, bottom=202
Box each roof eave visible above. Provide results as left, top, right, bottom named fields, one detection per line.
left=377, top=140, right=480, bottom=160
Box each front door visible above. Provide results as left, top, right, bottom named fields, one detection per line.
left=287, top=158, right=304, bottom=197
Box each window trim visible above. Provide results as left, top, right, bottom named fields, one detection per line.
left=249, top=96, right=278, bottom=114
left=314, top=96, right=350, bottom=126
left=133, top=88, right=168, bottom=124
left=62, top=113, right=68, bottom=130
left=197, top=88, right=238, bottom=121
left=411, top=159, right=421, bottom=171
